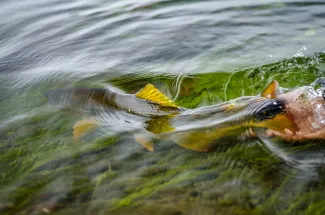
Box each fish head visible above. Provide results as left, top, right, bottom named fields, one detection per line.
left=237, top=81, right=297, bottom=133
left=245, top=98, right=286, bottom=122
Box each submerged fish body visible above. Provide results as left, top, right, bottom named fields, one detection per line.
left=159, top=96, right=295, bottom=151
left=45, top=84, right=180, bottom=117
left=46, top=80, right=299, bottom=151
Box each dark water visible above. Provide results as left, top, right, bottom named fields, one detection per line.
left=1, top=0, right=325, bottom=214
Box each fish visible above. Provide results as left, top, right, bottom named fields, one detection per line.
left=45, top=80, right=296, bottom=151
left=45, top=84, right=180, bottom=117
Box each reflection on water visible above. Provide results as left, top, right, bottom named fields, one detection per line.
left=1, top=0, right=325, bottom=214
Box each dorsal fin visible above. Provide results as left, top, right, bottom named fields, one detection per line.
left=261, top=80, right=278, bottom=99
left=135, top=84, right=178, bottom=108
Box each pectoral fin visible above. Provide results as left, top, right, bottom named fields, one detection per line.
left=135, top=84, right=178, bottom=108
left=134, top=134, right=154, bottom=152
left=169, top=120, right=248, bottom=152
left=171, top=132, right=213, bottom=152
left=73, top=118, right=98, bottom=142
left=145, top=116, right=175, bottom=134
left=171, top=129, right=230, bottom=152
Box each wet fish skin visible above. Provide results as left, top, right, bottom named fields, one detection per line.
left=45, top=86, right=180, bottom=117
left=46, top=81, right=296, bottom=152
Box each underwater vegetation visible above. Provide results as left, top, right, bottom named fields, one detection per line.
left=1, top=53, right=325, bottom=215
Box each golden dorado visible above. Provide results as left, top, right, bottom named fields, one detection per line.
left=45, top=80, right=300, bottom=151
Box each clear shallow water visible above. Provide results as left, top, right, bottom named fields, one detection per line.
left=1, top=0, right=325, bottom=214
left=1, top=0, right=325, bottom=80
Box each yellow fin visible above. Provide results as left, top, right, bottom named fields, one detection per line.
left=145, top=116, right=175, bottom=134
left=134, top=134, right=154, bottom=152
left=261, top=80, right=278, bottom=99
left=256, top=113, right=297, bottom=133
left=171, top=128, right=231, bottom=152
left=73, top=118, right=98, bottom=142
left=135, top=84, right=178, bottom=108
left=171, top=131, right=214, bottom=152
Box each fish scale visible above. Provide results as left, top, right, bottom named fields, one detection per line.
left=46, top=81, right=296, bottom=152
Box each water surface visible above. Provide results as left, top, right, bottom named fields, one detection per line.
left=1, top=0, right=325, bottom=214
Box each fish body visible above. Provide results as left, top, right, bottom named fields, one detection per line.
left=45, top=85, right=180, bottom=117
left=46, top=80, right=297, bottom=151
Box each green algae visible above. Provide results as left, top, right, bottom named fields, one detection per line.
left=1, top=53, right=325, bottom=214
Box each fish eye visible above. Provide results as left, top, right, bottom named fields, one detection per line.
left=255, top=99, right=285, bottom=121
left=260, top=110, right=277, bottom=119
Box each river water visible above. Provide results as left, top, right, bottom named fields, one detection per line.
left=1, top=0, right=325, bottom=214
